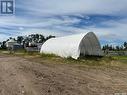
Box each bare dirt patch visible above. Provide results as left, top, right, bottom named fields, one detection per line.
left=0, top=55, right=127, bottom=95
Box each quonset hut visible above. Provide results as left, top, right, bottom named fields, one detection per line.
left=40, top=32, right=103, bottom=59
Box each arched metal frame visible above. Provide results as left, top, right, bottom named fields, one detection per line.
left=79, top=32, right=103, bottom=56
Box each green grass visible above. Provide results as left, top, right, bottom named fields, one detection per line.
left=0, top=49, right=127, bottom=66
left=112, top=56, right=127, bottom=60
left=112, top=56, right=127, bottom=64
left=39, top=54, right=114, bottom=66
left=1, top=50, right=127, bottom=72
left=40, top=53, right=59, bottom=58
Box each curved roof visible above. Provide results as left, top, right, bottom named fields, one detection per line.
left=40, top=32, right=103, bottom=59
left=7, top=39, right=16, bottom=43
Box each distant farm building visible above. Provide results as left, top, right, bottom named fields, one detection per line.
left=6, top=39, right=23, bottom=51
left=25, top=42, right=43, bottom=52
left=6, top=39, right=17, bottom=48
left=40, top=32, right=103, bottom=59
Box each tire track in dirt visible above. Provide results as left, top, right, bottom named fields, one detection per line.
left=0, top=55, right=127, bottom=95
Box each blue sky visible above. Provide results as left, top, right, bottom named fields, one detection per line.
left=0, top=0, right=127, bottom=45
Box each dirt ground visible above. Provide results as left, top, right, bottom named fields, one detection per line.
left=0, top=55, right=127, bottom=95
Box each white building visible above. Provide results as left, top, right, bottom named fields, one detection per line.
left=40, top=32, right=103, bottom=59
left=6, top=39, right=17, bottom=48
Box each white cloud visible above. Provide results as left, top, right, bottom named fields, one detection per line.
left=0, top=0, right=127, bottom=45
left=16, top=0, right=127, bottom=16
left=19, top=28, right=69, bottom=37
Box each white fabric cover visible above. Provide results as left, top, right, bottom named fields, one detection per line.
left=40, top=32, right=103, bottom=59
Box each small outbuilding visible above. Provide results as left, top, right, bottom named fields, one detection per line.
left=40, top=32, right=103, bottom=59
left=6, top=39, right=23, bottom=51
left=6, top=39, right=17, bottom=48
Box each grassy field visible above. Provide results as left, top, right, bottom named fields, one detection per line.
left=0, top=50, right=127, bottom=65
left=113, top=56, right=127, bottom=60
left=1, top=51, right=127, bottom=70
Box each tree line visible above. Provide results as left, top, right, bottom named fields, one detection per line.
left=0, top=34, right=55, bottom=49
left=0, top=34, right=127, bottom=51
left=102, top=42, right=127, bottom=51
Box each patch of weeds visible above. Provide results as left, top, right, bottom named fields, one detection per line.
left=15, top=49, right=26, bottom=53
left=64, top=57, right=80, bottom=64
left=40, top=53, right=59, bottom=59
left=112, top=56, right=127, bottom=64
left=101, top=56, right=114, bottom=62
left=113, top=56, right=127, bottom=60
left=25, top=51, right=39, bottom=55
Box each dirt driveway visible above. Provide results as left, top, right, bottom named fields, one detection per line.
left=0, top=55, right=127, bottom=95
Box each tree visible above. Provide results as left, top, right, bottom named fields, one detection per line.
left=109, top=45, right=113, bottom=51
left=102, top=45, right=106, bottom=51
left=17, top=36, right=24, bottom=44
left=116, top=46, right=120, bottom=51
left=46, top=35, right=55, bottom=41
left=1, top=41, right=7, bottom=49
left=124, top=42, right=127, bottom=50
left=38, top=35, right=45, bottom=43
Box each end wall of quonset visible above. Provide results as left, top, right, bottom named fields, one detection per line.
left=79, top=32, right=103, bottom=56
